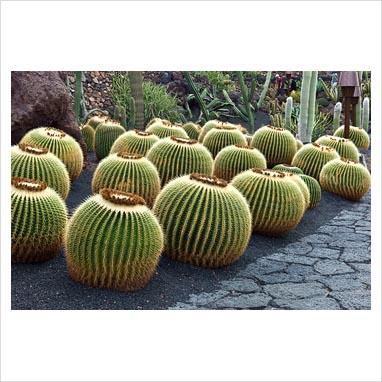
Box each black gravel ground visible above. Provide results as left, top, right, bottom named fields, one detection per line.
left=12, top=152, right=363, bottom=310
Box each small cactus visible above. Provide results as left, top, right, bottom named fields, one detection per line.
left=92, top=152, right=161, bottom=207
left=65, top=189, right=164, bottom=291
left=333, top=125, right=370, bottom=149
left=361, top=97, right=370, bottom=132
left=232, top=169, right=306, bottom=236
left=333, top=102, right=342, bottom=130
left=147, top=136, right=213, bottom=186
left=146, top=119, right=189, bottom=139
left=182, top=122, right=201, bottom=140
left=291, top=143, right=340, bottom=180
left=12, top=177, right=67, bottom=263
left=213, top=144, right=267, bottom=181
left=250, top=125, right=297, bottom=167
left=272, top=164, right=304, bottom=175
left=11, top=143, right=70, bottom=199
left=299, top=174, right=321, bottom=209
left=285, top=96, right=293, bottom=131
left=320, top=158, right=371, bottom=201
left=110, top=129, right=159, bottom=156
left=20, top=127, right=84, bottom=180
left=315, top=135, right=359, bottom=162
left=94, top=120, right=126, bottom=160
left=153, top=173, right=252, bottom=268
left=81, top=123, right=95, bottom=152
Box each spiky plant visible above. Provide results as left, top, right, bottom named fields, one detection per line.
left=296, top=138, right=303, bottom=151
left=231, top=169, right=306, bottom=236
left=12, top=177, right=67, bottom=263
left=282, top=172, right=310, bottom=210
left=250, top=125, right=297, bottom=167
left=299, top=174, right=321, bottom=208
left=94, top=120, right=126, bottom=160
left=203, top=124, right=247, bottom=158
left=319, top=158, right=371, bottom=201
left=153, top=173, right=251, bottom=268
left=147, top=136, right=213, bottom=186
left=182, top=122, right=201, bottom=140
left=291, top=143, right=340, bottom=180
left=273, top=164, right=304, bottom=175
left=87, top=115, right=106, bottom=129
left=146, top=119, right=189, bottom=139
left=315, top=135, right=359, bottom=162
left=333, top=125, right=370, bottom=149
left=20, top=127, right=84, bottom=180
left=110, top=129, right=159, bottom=156
left=213, top=144, right=267, bottom=181
left=198, top=119, right=224, bottom=142
left=65, top=189, right=164, bottom=291
left=11, top=143, right=71, bottom=200
left=92, top=152, right=161, bottom=207
left=81, top=123, right=95, bottom=152
left=245, top=134, right=253, bottom=146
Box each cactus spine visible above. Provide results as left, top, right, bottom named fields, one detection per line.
left=65, top=189, right=164, bottom=291
left=153, top=174, right=252, bottom=268
left=110, top=129, right=159, bottom=156
left=94, top=120, right=126, bottom=160
left=299, top=174, right=321, bottom=209
left=361, top=97, right=370, bottom=132
left=81, top=123, right=95, bottom=151
left=182, top=122, right=201, bottom=140
left=12, top=177, right=67, bottom=263
left=333, top=102, right=342, bottom=130
left=146, top=119, right=189, bottom=139
left=272, top=164, right=304, bottom=175
left=333, top=125, right=370, bottom=149
left=285, top=96, right=293, bottom=131
left=315, top=135, right=359, bottom=162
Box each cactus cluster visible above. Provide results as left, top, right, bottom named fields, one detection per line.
left=81, top=124, right=95, bottom=151
left=182, top=122, right=201, bottom=140
left=213, top=144, right=267, bottom=181
left=65, top=189, right=164, bottom=291
left=147, top=136, right=213, bottom=186
left=12, top=177, right=67, bottom=263
left=153, top=174, right=252, bottom=268
left=110, top=129, right=159, bottom=156
left=333, top=125, right=370, bottom=149
left=146, top=119, right=189, bottom=139
left=94, top=120, right=126, bottom=160
left=92, top=152, right=161, bottom=207
left=316, top=135, right=359, bottom=162
left=272, top=164, right=304, bottom=175
left=319, top=158, right=371, bottom=201
left=20, top=127, right=84, bottom=180
left=299, top=174, right=321, bottom=208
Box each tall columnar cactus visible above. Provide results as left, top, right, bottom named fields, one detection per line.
left=153, top=174, right=252, bottom=268
left=202, top=124, right=247, bottom=158
left=81, top=123, right=95, bottom=152
left=272, top=164, right=304, bottom=175
left=315, top=135, right=359, bottom=162
left=257, top=71, right=272, bottom=109
left=250, top=125, right=297, bottom=167
left=320, top=158, right=371, bottom=201
left=333, top=102, right=342, bottom=130
left=20, top=127, right=84, bottom=180
left=213, top=144, right=267, bottom=181
left=291, top=143, right=340, bottom=180
left=284, top=96, right=293, bottom=131
left=146, top=119, right=189, bottom=139
left=110, top=129, right=159, bottom=156
left=147, top=136, right=213, bottom=186
left=299, top=174, right=321, bottom=208
left=361, top=97, right=370, bottom=132
left=65, top=189, right=164, bottom=291
left=333, top=125, right=370, bottom=149
left=182, top=122, right=201, bottom=140
left=128, top=71, right=144, bottom=130
left=12, top=177, right=67, bottom=263
left=11, top=143, right=70, bottom=200
left=94, top=120, right=126, bottom=160
left=231, top=169, right=306, bottom=236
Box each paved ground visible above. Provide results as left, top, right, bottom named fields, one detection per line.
left=11, top=153, right=371, bottom=310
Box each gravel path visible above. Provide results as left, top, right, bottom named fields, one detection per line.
left=11, top=153, right=371, bottom=310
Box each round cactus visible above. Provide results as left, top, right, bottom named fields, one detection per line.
left=12, top=177, right=67, bottom=263
left=282, top=172, right=310, bottom=209
left=296, top=138, right=303, bottom=150
left=81, top=123, right=95, bottom=152
left=333, top=125, right=370, bottom=149
left=299, top=174, right=321, bottom=208
left=65, top=189, right=164, bottom=291
left=272, top=164, right=304, bottom=175
left=232, top=169, right=306, bottom=236
left=92, top=152, right=161, bottom=207
left=87, top=115, right=106, bottom=129
left=203, top=125, right=247, bottom=158
left=291, top=143, right=340, bottom=180
left=20, top=127, right=84, bottom=180
left=250, top=125, right=297, bottom=167
left=319, top=158, right=371, bottom=201
left=110, top=129, right=159, bottom=156
left=11, top=143, right=70, bottom=200
left=146, top=119, right=189, bottom=139
left=94, top=120, right=126, bottom=160
left=198, top=119, right=224, bottom=142
left=316, top=135, right=359, bottom=162
left=147, top=136, right=213, bottom=186
left=213, top=144, right=267, bottom=181
left=182, top=122, right=201, bottom=140
left=153, top=173, right=252, bottom=268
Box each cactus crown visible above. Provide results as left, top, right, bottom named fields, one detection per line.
left=267, top=125, right=285, bottom=131
left=234, top=143, right=251, bottom=149
left=12, top=177, right=47, bottom=192
left=117, top=152, right=143, bottom=160
left=252, top=168, right=286, bottom=178
left=134, top=130, right=153, bottom=137
left=100, top=188, right=146, bottom=206
left=44, top=127, right=66, bottom=139
left=170, top=136, right=198, bottom=145
left=190, top=173, right=227, bottom=188
left=18, top=143, right=48, bottom=155
left=340, top=157, right=357, bottom=165
left=213, top=124, right=237, bottom=131
left=328, top=136, right=349, bottom=143
left=312, top=143, right=336, bottom=152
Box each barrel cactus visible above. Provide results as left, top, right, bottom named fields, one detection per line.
left=272, top=164, right=304, bottom=175
left=110, top=129, right=159, bottom=156
left=316, top=135, right=359, bottom=162
left=81, top=123, right=95, bottom=152
left=296, top=138, right=303, bottom=151
left=282, top=172, right=310, bottom=210
left=146, top=119, right=189, bottom=139
left=92, top=152, right=161, bottom=207
left=20, top=127, right=84, bottom=180
left=12, top=177, right=67, bottom=263
left=198, top=119, right=224, bottom=142
left=87, top=115, right=106, bottom=129
left=153, top=173, right=252, bottom=268
left=182, top=122, right=201, bottom=140
left=291, top=143, right=340, bottom=180
left=232, top=169, right=306, bottom=236
left=250, top=125, right=297, bottom=167
left=147, top=136, right=213, bottom=186
left=333, top=125, right=370, bottom=149
left=65, top=189, right=164, bottom=291
left=213, top=144, right=267, bottom=181
left=11, top=143, right=70, bottom=199
left=319, top=158, right=371, bottom=201
left=94, top=120, right=126, bottom=160
left=299, top=174, right=321, bottom=208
